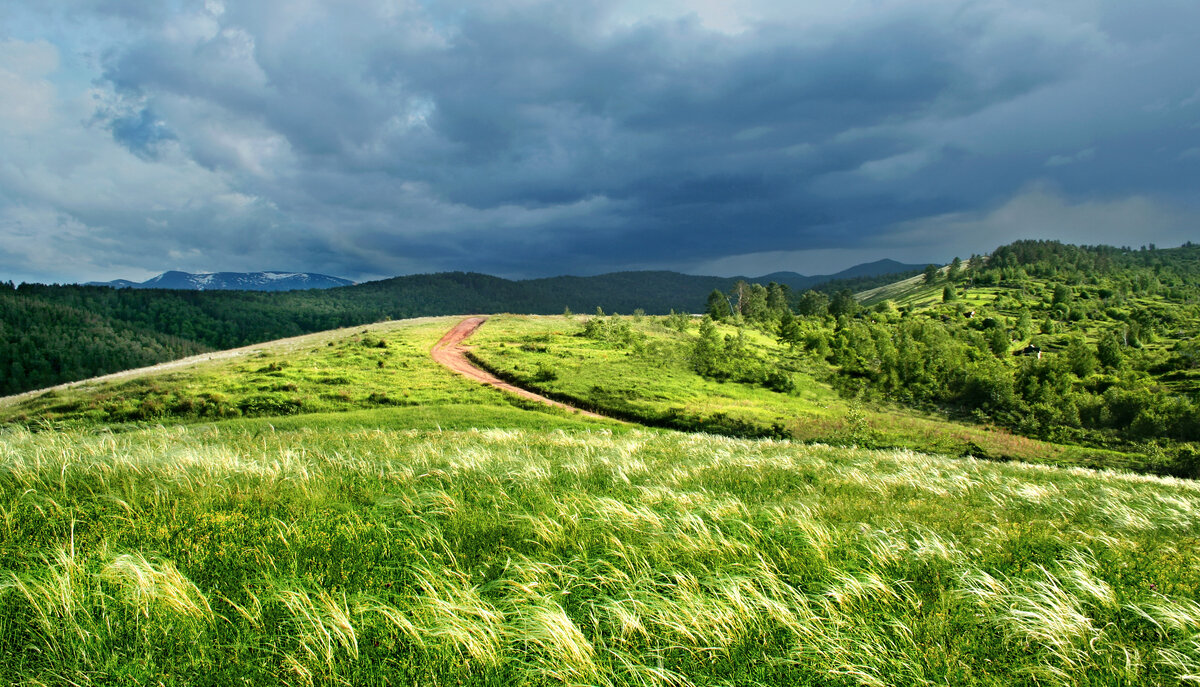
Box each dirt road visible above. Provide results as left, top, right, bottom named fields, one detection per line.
left=431, top=316, right=609, bottom=421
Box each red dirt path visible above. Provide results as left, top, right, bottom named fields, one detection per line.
left=431, top=316, right=609, bottom=421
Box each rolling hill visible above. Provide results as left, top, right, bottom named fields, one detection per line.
left=2, top=311, right=1200, bottom=685
left=0, top=261, right=922, bottom=396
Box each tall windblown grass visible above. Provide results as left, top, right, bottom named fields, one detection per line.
left=2, top=423, right=1199, bottom=684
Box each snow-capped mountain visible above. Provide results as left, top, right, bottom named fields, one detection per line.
left=87, top=271, right=354, bottom=291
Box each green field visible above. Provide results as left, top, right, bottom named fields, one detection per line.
left=0, top=317, right=613, bottom=433
left=466, top=314, right=1143, bottom=472
left=2, top=250, right=1199, bottom=685
left=4, top=422, right=1200, bottom=685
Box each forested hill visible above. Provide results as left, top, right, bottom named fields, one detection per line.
left=0, top=265, right=920, bottom=396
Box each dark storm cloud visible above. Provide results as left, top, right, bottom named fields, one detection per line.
left=377, top=9, right=1067, bottom=209
left=1, top=1, right=1198, bottom=283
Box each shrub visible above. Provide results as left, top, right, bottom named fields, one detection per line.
left=764, top=370, right=796, bottom=394
left=237, top=394, right=302, bottom=416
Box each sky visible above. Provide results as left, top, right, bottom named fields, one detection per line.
left=1, top=0, right=1198, bottom=284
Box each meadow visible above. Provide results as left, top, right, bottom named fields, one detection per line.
left=2, top=286, right=1198, bottom=685
left=0, top=317, right=613, bottom=433
left=3, top=422, right=1200, bottom=685
left=466, top=315, right=1143, bottom=472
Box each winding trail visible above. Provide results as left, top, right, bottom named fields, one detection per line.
left=431, top=316, right=609, bottom=421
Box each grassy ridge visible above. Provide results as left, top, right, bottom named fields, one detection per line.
left=0, top=317, right=612, bottom=431
left=2, top=424, right=1200, bottom=685
left=0, top=311, right=1163, bottom=474
left=1, top=263, right=920, bottom=396
left=467, top=315, right=1145, bottom=472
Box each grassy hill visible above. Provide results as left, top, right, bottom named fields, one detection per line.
left=0, top=311, right=1135, bottom=471
left=5, top=407, right=1200, bottom=684
left=0, top=317, right=613, bottom=433
left=848, top=243, right=1200, bottom=462
left=2, top=241, right=1199, bottom=684
left=443, top=243, right=1200, bottom=477
left=0, top=309, right=1198, bottom=684
left=0, top=264, right=921, bottom=397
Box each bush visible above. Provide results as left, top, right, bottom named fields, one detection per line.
left=237, top=394, right=302, bottom=416
left=1167, top=444, right=1200, bottom=478
left=764, top=370, right=796, bottom=394
left=960, top=361, right=1017, bottom=413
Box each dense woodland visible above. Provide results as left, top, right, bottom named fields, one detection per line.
left=696, top=241, right=1200, bottom=471
left=0, top=268, right=916, bottom=396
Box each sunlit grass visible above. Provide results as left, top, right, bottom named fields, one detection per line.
left=468, top=314, right=1141, bottom=471
left=0, top=316, right=617, bottom=433
left=2, top=423, right=1199, bottom=684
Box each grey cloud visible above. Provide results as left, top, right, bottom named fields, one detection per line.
left=1, top=0, right=1198, bottom=283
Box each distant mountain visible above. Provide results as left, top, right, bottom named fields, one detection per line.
left=345, top=260, right=928, bottom=317
left=87, top=271, right=355, bottom=291
left=753, top=259, right=927, bottom=291
left=82, top=260, right=919, bottom=295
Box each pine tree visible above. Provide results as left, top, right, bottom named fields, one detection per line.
left=705, top=290, right=732, bottom=320
left=947, top=257, right=963, bottom=282
left=923, top=264, right=940, bottom=284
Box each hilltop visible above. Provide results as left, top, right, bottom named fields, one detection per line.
left=0, top=261, right=921, bottom=396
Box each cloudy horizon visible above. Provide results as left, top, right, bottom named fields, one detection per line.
left=2, top=1, right=1198, bottom=284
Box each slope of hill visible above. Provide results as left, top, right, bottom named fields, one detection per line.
left=453, top=242, right=1200, bottom=476
left=0, top=261, right=921, bottom=396
left=87, top=270, right=355, bottom=291
left=2, top=314, right=1200, bottom=684
left=0, top=316, right=616, bottom=429
left=0, top=293, right=211, bottom=395
left=6, top=241, right=1197, bottom=470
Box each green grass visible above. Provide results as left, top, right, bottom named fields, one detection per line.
left=0, top=312, right=1160, bottom=472
left=0, top=317, right=613, bottom=431
left=3, top=422, right=1200, bottom=685
left=1, top=313, right=1197, bottom=684
left=856, top=271, right=941, bottom=307
left=466, top=315, right=1144, bottom=472
left=226, top=404, right=626, bottom=434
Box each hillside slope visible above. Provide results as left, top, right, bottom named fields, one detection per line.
left=0, top=262, right=920, bottom=396
left=461, top=241, right=1200, bottom=477
left=0, top=316, right=616, bottom=432
left=4, top=415, right=1200, bottom=684
left=4, top=308, right=1199, bottom=683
